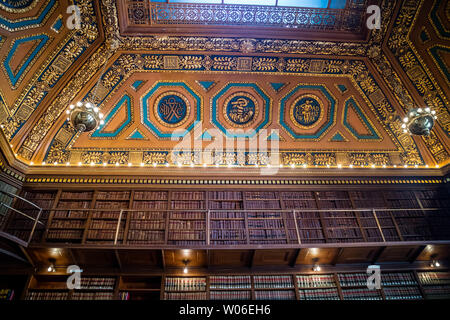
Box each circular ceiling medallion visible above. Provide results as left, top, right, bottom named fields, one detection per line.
left=155, top=92, right=190, bottom=127
left=224, top=92, right=258, bottom=127
left=290, top=94, right=323, bottom=128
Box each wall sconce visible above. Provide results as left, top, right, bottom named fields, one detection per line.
left=47, top=258, right=56, bottom=273
left=430, top=254, right=440, bottom=268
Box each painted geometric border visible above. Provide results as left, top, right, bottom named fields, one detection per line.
left=91, top=94, right=133, bottom=138
left=343, top=97, right=381, bottom=141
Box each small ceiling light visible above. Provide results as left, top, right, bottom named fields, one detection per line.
left=30, top=161, right=34, bottom=165
left=90, top=162, right=95, bottom=166
left=435, top=164, right=439, bottom=168
left=425, top=164, right=429, bottom=168
left=430, top=254, right=440, bottom=268
left=128, top=163, right=132, bottom=167
left=115, top=162, right=119, bottom=166
left=279, top=164, right=283, bottom=168
left=182, top=259, right=190, bottom=274
left=42, top=161, right=46, bottom=165
left=382, top=164, right=386, bottom=168
left=349, top=164, right=353, bottom=168
left=215, top=163, right=219, bottom=168
left=177, top=162, right=182, bottom=167
left=267, top=164, right=271, bottom=168
left=326, top=164, right=330, bottom=168
left=414, top=164, right=418, bottom=168
left=140, top=163, right=144, bottom=167
left=165, top=163, right=170, bottom=167
left=103, top=162, right=107, bottom=166
left=255, top=163, right=259, bottom=168
left=203, top=163, right=207, bottom=168
left=66, top=162, right=70, bottom=166
left=404, top=164, right=408, bottom=168
left=371, top=164, right=375, bottom=168
left=47, top=259, right=56, bottom=273
left=154, top=163, right=158, bottom=167
left=337, top=164, right=342, bottom=169
left=77, top=162, right=82, bottom=166
left=312, top=257, right=321, bottom=272
left=393, top=164, right=397, bottom=168
left=303, top=164, right=308, bottom=168
left=290, top=163, right=295, bottom=168
left=53, top=162, right=58, bottom=166
left=190, top=163, right=194, bottom=167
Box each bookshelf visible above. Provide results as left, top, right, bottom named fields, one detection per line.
left=253, top=275, right=296, bottom=300
left=296, top=274, right=340, bottom=300
left=417, top=271, right=450, bottom=299
left=9, top=187, right=449, bottom=246
left=380, top=272, right=422, bottom=300
left=163, top=276, right=207, bottom=300
left=337, top=272, right=383, bottom=300
left=25, top=275, right=117, bottom=300
left=209, top=275, right=251, bottom=300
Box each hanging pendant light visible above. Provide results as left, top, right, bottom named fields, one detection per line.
left=401, top=107, right=437, bottom=136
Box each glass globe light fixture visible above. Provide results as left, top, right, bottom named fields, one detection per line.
left=67, top=102, right=104, bottom=133
left=401, top=107, right=437, bottom=136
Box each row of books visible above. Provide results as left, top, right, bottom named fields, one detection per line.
left=164, top=292, right=207, bottom=300
left=418, top=272, right=450, bottom=285
left=168, top=231, right=205, bottom=240
left=89, top=220, right=124, bottom=230
left=169, top=220, right=205, bottom=230
left=47, top=230, right=83, bottom=240
left=248, top=219, right=285, bottom=229
left=326, top=229, right=363, bottom=239
left=131, top=212, right=165, bottom=219
left=130, top=220, right=165, bottom=230
left=95, top=201, right=128, bottom=209
left=170, top=201, right=205, bottom=210
left=127, top=230, right=165, bottom=242
left=296, top=274, right=336, bottom=288
left=253, top=275, right=293, bottom=289
left=254, top=290, right=296, bottom=300
left=92, top=211, right=121, bottom=219
left=60, top=191, right=93, bottom=199
left=317, top=191, right=349, bottom=199
left=132, top=201, right=167, bottom=209
left=246, top=200, right=281, bottom=209
left=171, top=192, right=204, bottom=200
left=210, top=276, right=251, bottom=289
left=318, top=200, right=353, bottom=209
left=210, top=212, right=244, bottom=219
left=210, top=220, right=245, bottom=229
left=208, top=191, right=243, bottom=200
left=97, top=191, right=130, bottom=200
left=57, top=201, right=91, bottom=209
left=245, top=192, right=278, bottom=200
left=49, top=219, right=85, bottom=229
left=210, top=291, right=251, bottom=300
left=296, top=219, right=323, bottom=229
left=280, top=192, right=315, bottom=200
left=298, top=288, right=340, bottom=300
left=71, top=292, right=115, bottom=300
left=210, top=230, right=247, bottom=240
left=164, top=277, right=206, bottom=292
left=248, top=212, right=283, bottom=218
left=383, top=286, right=422, bottom=300
left=26, top=291, right=69, bottom=300
left=386, top=200, right=420, bottom=208
left=341, top=288, right=382, bottom=300
left=170, top=212, right=204, bottom=219
left=22, top=191, right=56, bottom=200
left=422, top=285, right=450, bottom=298
left=134, top=191, right=168, bottom=200
left=209, top=201, right=243, bottom=209
left=283, top=200, right=317, bottom=209
left=86, top=230, right=123, bottom=240
left=80, top=277, right=116, bottom=290
left=338, top=273, right=369, bottom=287
left=249, top=230, right=286, bottom=240
left=53, top=210, right=88, bottom=219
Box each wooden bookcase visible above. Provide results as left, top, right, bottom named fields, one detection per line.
left=6, top=187, right=448, bottom=246
left=21, top=269, right=450, bottom=300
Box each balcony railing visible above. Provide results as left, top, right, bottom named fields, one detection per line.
left=130, top=2, right=366, bottom=32
left=16, top=207, right=450, bottom=248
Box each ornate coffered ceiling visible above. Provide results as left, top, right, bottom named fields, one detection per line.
left=0, top=0, right=448, bottom=176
